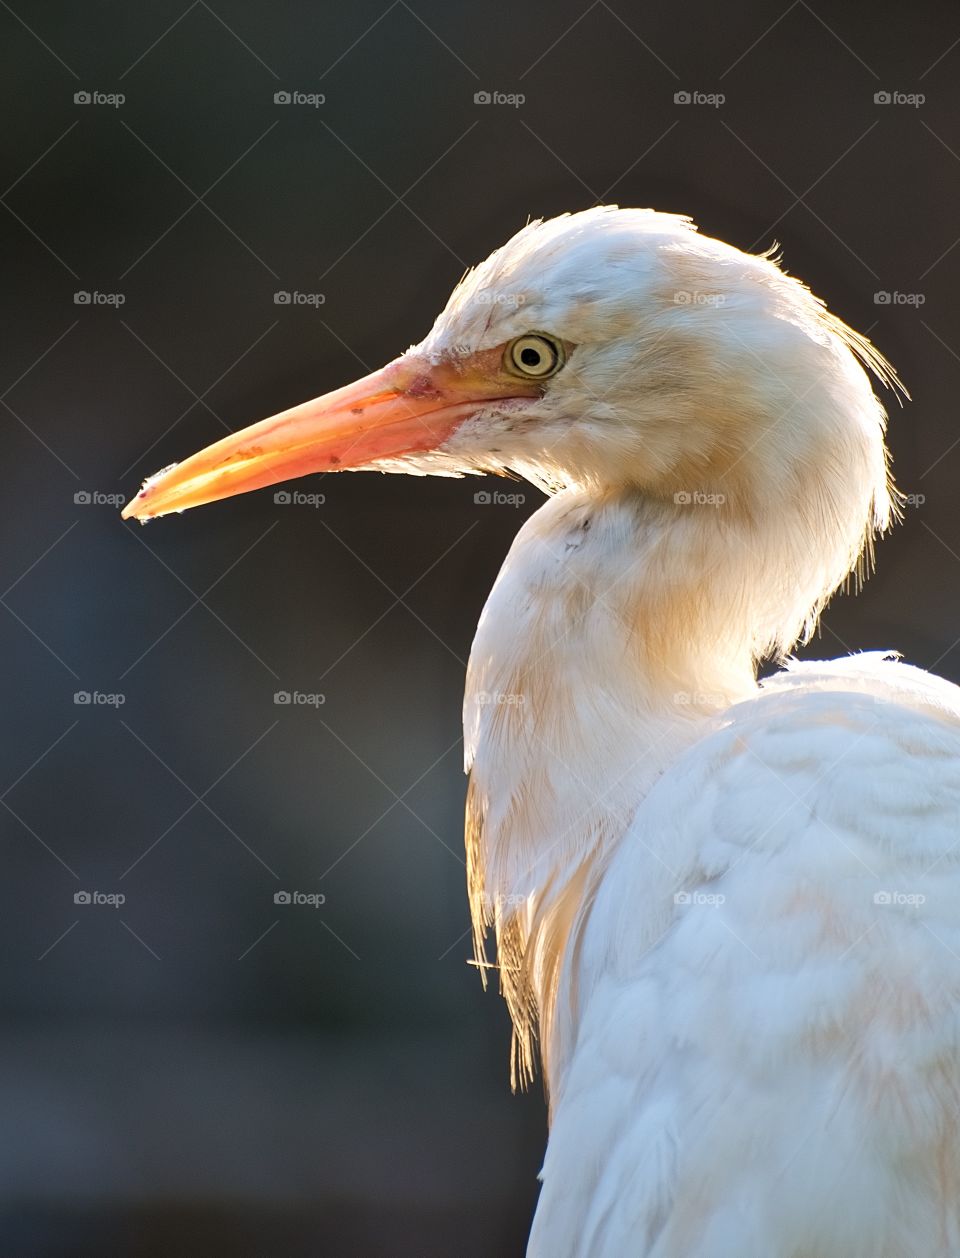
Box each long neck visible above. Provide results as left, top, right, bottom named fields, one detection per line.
left=463, top=487, right=760, bottom=1091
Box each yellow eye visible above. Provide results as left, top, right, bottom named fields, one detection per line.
left=504, top=333, right=565, bottom=380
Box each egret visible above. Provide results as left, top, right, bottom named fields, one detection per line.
left=123, top=207, right=960, bottom=1256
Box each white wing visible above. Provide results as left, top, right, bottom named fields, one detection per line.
left=529, top=655, right=960, bottom=1258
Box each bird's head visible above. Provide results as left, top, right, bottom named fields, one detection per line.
left=123, top=206, right=899, bottom=547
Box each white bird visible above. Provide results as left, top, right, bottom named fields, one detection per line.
left=123, top=207, right=960, bottom=1257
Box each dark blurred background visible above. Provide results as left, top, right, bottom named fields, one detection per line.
left=1, top=2, right=959, bottom=1254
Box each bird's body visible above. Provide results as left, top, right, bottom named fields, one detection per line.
left=125, top=207, right=960, bottom=1255
left=525, top=653, right=960, bottom=1256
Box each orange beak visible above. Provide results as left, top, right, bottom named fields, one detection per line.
left=121, top=347, right=536, bottom=521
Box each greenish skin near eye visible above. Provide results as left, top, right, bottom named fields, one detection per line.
left=504, top=333, right=565, bottom=380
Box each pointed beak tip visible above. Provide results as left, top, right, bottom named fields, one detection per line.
left=121, top=460, right=183, bottom=522
left=121, top=489, right=155, bottom=522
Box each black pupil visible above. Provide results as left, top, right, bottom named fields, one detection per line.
left=520, top=345, right=543, bottom=368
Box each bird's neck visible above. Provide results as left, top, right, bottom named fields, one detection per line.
left=463, top=486, right=759, bottom=1091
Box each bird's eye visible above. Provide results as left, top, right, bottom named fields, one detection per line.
left=504, top=333, right=565, bottom=380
